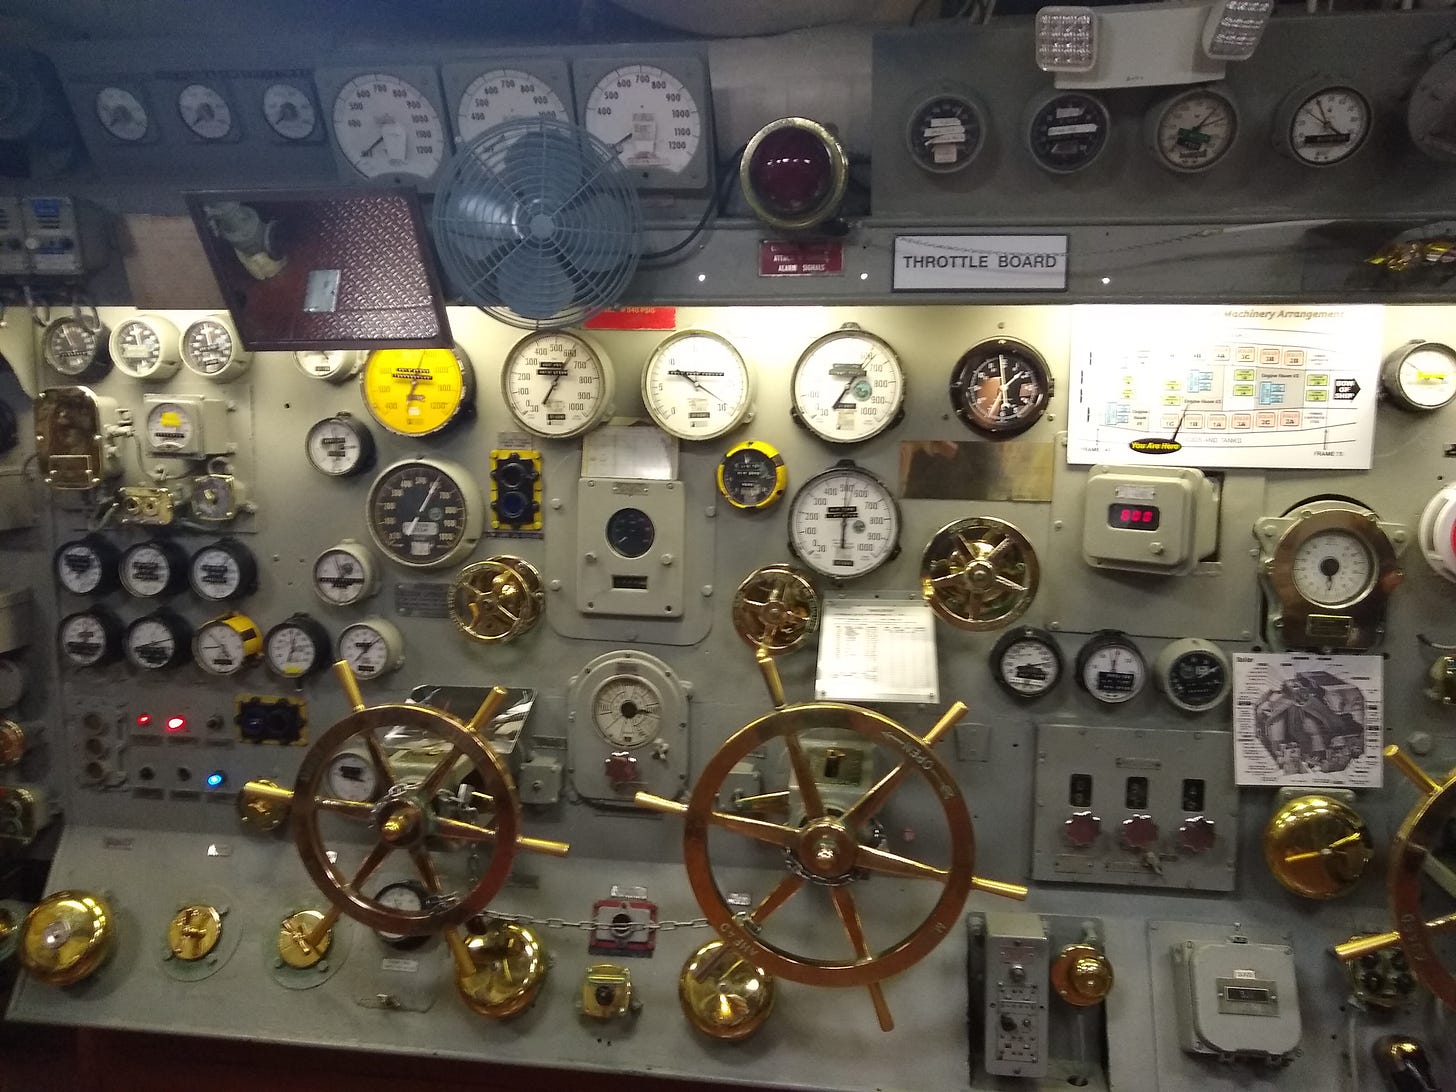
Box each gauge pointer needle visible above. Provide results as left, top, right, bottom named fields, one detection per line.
left=541, top=374, right=562, bottom=404
left=403, top=480, right=441, bottom=538
left=362, top=135, right=385, bottom=158
left=839, top=477, right=851, bottom=550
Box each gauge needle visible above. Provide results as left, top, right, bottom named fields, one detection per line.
left=361, top=135, right=385, bottom=158
left=669, top=368, right=721, bottom=401
left=403, top=480, right=441, bottom=537
left=839, top=477, right=852, bottom=550
left=541, top=373, right=562, bottom=404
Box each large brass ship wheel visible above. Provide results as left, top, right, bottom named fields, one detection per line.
left=920, top=516, right=1038, bottom=631
left=637, top=649, right=1026, bottom=1031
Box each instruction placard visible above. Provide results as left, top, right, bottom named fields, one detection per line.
left=815, top=599, right=939, bottom=704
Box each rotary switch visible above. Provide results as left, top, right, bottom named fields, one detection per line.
left=1119, top=814, right=1160, bottom=851
left=1062, top=811, right=1102, bottom=849
left=1177, top=816, right=1218, bottom=855
left=19, top=891, right=115, bottom=985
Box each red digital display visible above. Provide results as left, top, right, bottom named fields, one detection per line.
left=1107, top=503, right=1161, bottom=531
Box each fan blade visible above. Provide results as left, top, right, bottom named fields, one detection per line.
left=553, top=192, right=637, bottom=273
left=500, top=129, right=584, bottom=211
left=497, top=244, right=577, bottom=321
left=436, top=184, right=521, bottom=264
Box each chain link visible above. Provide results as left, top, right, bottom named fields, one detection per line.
left=486, top=910, right=711, bottom=933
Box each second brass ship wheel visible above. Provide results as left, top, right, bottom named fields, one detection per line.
left=920, top=516, right=1038, bottom=631
left=731, top=564, right=821, bottom=654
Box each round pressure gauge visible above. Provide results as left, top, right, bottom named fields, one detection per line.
left=990, top=626, right=1063, bottom=701
left=0, top=659, right=24, bottom=710
left=949, top=337, right=1053, bottom=437
left=591, top=672, right=663, bottom=749
left=1154, top=637, right=1231, bottom=713
left=1025, top=90, right=1110, bottom=174
left=790, top=326, right=906, bottom=444
left=109, top=315, right=181, bottom=381
left=361, top=346, right=475, bottom=438
left=331, top=73, right=445, bottom=181
left=192, top=612, right=262, bottom=678
left=326, top=751, right=381, bottom=803
left=642, top=330, right=754, bottom=441
left=716, top=440, right=787, bottom=511
left=305, top=413, right=375, bottom=477
left=1145, top=84, right=1239, bottom=173
left=1274, top=82, right=1371, bottom=167
left=584, top=64, right=702, bottom=178
left=264, top=613, right=332, bottom=680
left=365, top=458, right=483, bottom=570
left=1075, top=630, right=1147, bottom=705
left=337, top=618, right=405, bottom=680
left=177, top=83, right=233, bottom=141
left=312, top=541, right=380, bottom=607
left=295, top=349, right=364, bottom=382
left=263, top=82, right=318, bottom=141
left=41, top=317, right=111, bottom=380
left=181, top=314, right=250, bottom=381
left=1382, top=341, right=1456, bottom=412
left=124, top=610, right=193, bottom=671
left=455, top=68, right=569, bottom=144
left=787, top=462, right=901, bottom=580
left=371, top=881, right=432, bottom=949
left=120, top=539, right=189, bottom=598
left=58, top=607, right=124, bottom=668
left=905, top=90, right=987, bottom=174
left=95, top=86, right=150, bottom=142
left=500, top=330, right=615, bottom=438
left=55, top=535, right=121, bottom=597
left=1290, top=529, right=1375, bottom=607
left=144, top=401, right=202, bottom=455
left=188, top=539, right=258, bottom=603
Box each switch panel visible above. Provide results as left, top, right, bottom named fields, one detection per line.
left=982, top=911, right=1051, bottom=1078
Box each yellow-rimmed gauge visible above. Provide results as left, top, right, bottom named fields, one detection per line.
left=193, top=612, right=263, bottom=678
left=360, top=346, right=476, bottom=438
left=716, top=440, right=787, bottom=511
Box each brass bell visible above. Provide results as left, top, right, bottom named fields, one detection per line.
left=678, top=940, right=775, bottom=1041
left=1264, top=793, right=1373, bottom=899
left=454, top=920, right=547, bottom=1019
left=19, top=890, right=115, bottom=986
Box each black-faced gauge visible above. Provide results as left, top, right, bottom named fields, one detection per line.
left=1025, top=90, right=1110, bottom=174
left=188, top=539, right=258, bottom=603
left=643, top=330, right=754, bottom=441
left=263, top=613, right=332, bottom=680
left=58, top=607, right=124, bottom=668
left=328, top=72, right=446, bottom=181
left=41, top=316, right=111, bottom=380
left=119, top=539, right=189, bottom=598
left=990, top=626, right=1063, bottom=701
left=192, top=612, right=262, bottom=678
left=1075, top=629, right=1147, bottom=705
left=949, top=337, right=1053, bottom=437
left=294, top=349, right=364, bottom=383
left=109, top=314, right=180, bottom=381
left=1290, top=528, right=1374, bottom=607
left=312, top=541, right=380, bottom=607
left=717, top=440, right=787, bottom=511
left=336, top=618, right=405, bottom=680
left=177, top=82, right=234, bottom=141
left=95, top=85, right=150, bottom=142
left=1274, top=81, right=1371, bottom=167
left=787, top=461, right=901, bottom=580
left=263, top=81, right=319, bottom=142
left=361, top=346, right=476, bottom=438
left=1153, top=637, right=1231, bottom=713
left=605, top=507, right=655, bottom=559
left=365, top=458, right=483, bottom=570
left=454, top=67, right=570, bottom=144
left=326, top=750, right=381, bottom=803
left=591, top=672, right=663, bottom=749
left=905, top=91, right=988, bottom=174
left=181, top=314, right=250, bottom=381
left=54, top=535, right=121, bottom=597
left=1382, top=341, right=1456, bottom=412
left=371, top=880, right=432, bottom=949
left=582, top=62, right=706, bottom=184
left=1145, top=84, right=1239, bottom=173
left=124, top=610, right=193, bottom=671
left=305, top=413, right=375, bottom=477
left=500, top=330, right=615, bottom=438
left=790, top=325, right=906, bottom=444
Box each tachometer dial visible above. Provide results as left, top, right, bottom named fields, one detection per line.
left=591, top=673, right=663, bottom=749
left=177, top=83, right=234, bottom=141
left=312, top=541, right=380, bottom=606
left=1025, top=90, right=1110, bottom=174
left=120, top=539, right=189, bottom=598
left=330, top=72, right=446, bottom=181
left=605, top=508, right=655, bottom=558
left=455, top=68, right=569, bottom=144
left=1290, top=529, right=1375, bottom=607
left=124, top=610, right=193, bottom=671
left=263, top=82, right=318, bottom=141
left=1146, top=84, right=1238, bottom=173
left=787, top=461, right=901, bottom=580
left=790, top=326, right=905, bottom=444
left=990, top=626, right=1063, bottom=700
left=949, top=337, right=1053, bottom=437
left=583, top=63, right=703, bottom=180
left=361, top=346, right=475, bottom=438
left=906, top=91, right=987, bottom=173
left=188, top=539, right=259, bottom=603
left=337, top=618, right=405, bottom=680
left=263, top=613, right=331, bottom=680
left=366, top=458, right=483, bottom=570
left=54, top=535, right=120, bottom=597
left=193, top=613, right=262, bottom=678
left=305, top=414, right=375, bottom=478
left=1075, top=630, right=1147, bottom=705
left=500, top=330, right=614, bottom=438
left=181, top=314, right=250, bottom=381
left=642, top=330, right=754, bottom=441
left=58, top=608, right=124, bottom=668
left=42, top=317, right=111, bottom=380
left=109, top=314, right=180, bottom=381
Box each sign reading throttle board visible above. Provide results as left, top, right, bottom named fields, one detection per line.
left=892, top=234, right=1068, bottom=291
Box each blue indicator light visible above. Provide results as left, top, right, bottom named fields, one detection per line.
left=205, top=771, right=225, bottom=789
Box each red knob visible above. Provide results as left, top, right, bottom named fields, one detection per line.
left=604, top=751, right=640, bottom=789
left=1177, top=815, right=1217, bottom=854
left=1119, top=814, right=1160, bottom=851
left=1062, top=810, right=1102, bottom=849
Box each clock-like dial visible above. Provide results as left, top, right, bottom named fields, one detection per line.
left=1025, top=90, right=1110, bottom=174
left=787, top=462, right=901, bottom=580
left=331, top=73, right=445, bottom=180
left=642, top=330, right=754, bottom=441
left=1290, top=529, right=1375, bottom=607
left=1277, top=84, right=1371, bottom=167
left=591, top=674, right=663, bottom=749
left=306, top=414, right=375, bottom=477
left=791, top=327, right=905, bottom=444
left=124, top=611, right=193, bottom=671
left=500, top=331, right=614, bottom=438
left=336, top=619, right=404, bottom=680
left=949, top=337, right=1053, bottom=437
left=312, top=542, right=379, bottom=606
left=193, top=613, right=262, bottom=678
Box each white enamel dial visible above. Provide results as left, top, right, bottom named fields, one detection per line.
left=1291, top=529, right=1375, bottom=606
left=642, top=330, right=754, bottom=441
left=181, top=315, right=250, bottom=381
left=336, top=619, right=404, bottom=680
left=1148, top=86, right=1238, bottom=173
left=193, top=616, right=257, bottom=677
left=584, top=64, right=701, bottom=176
left=306, top=415, right=373, bottom=477
left=263, top=82, right=317, bottom=141
left=95, top=86, right=149, bottom=142
left=325, top=750, right=380, bottom=802
left=1281, top=85, right=1371, bottom=166
left=1076, top=632, right=1147, bottom=705
left=178, top=83, right=233, bottom=140
left=120, top=542, right=180, bottom=598
left=993, top=631, right=1062, bottom=699
left=1384, top=342, right=1456, bottom=411
left=456, top=68, right=568, bottom=143
left=145, top=401, right=196, bottom=454
left=55, top=539, right=111, bottom=595
left=110, top=315, right=180, bottom=380
left=294, top=349, right=364, bottom=382
left=501, top=331, right=614, bottom=438
left=787, top=464, right=901, bottom=580
left=591, top=674, right=663, bottom=749
left=791, top=328, right=905, bottom=444
left=264, top=617, right=329, bottom=679
left=59, top=611, right=117, bottom=668
left=331, top=73, right=445, bottom=180
left=313, top=542, right=379, bottom=607
left=125, top=614, right=188, bottom=671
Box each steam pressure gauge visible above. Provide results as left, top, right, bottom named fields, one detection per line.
left=181, top=314, right=251, bottom=381
left=193, top=613, right=262, bottom=678
left=295, top=349, right=364, bottom=382
left=365, top=458, right=483, bottom=570
left=787, top=461, right=901, bottom=580
left=55, top=535, right=121, bottom=597
left=361, top=347, right=475, bottom=438
left=990, top=626, right=1063, bottom=701
left=336, top=618, right=405, bottom=680
left=58, top=608, right=124, bottom=668
left=263, top=613, right=331, bottom=680
left=580, top=61, right=708, bottom=187
left=188, top=539, right=259, bottom=603
left=1153, top=637, right=1230, bottom=713
left=1145, top=84, right=1239, bottom=173
left=790, top=326, right=905, bottom=444
left=1273, top=81, right=1371, bottom=167
left=41, top=316, right=111, bottom=380
left=109, top=315, right=180, bottom=380
left=1381, top=341, right=1456, bottom=412
left=642, top=331, right=754, bottom=441
left=119, top=539, right=189, bottom=598
left=305, top=414, right=375, bottom=477
left=124, top=610, right=193, bottom=671
left=1075, top=630, right=1147, bottom=705
left=327, top=71, right=447, bottom=182
left=312, top=541, right=380, bottom=606
left=501, top=330, right=615, bottom=438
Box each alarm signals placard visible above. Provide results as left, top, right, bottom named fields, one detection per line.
left=1066, top=305, right=1383, bottom=470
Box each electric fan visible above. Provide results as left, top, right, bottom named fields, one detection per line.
left=432, top=117, right=644, bottom=330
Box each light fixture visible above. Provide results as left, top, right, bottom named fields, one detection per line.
left=1035, top=7, right=1097, bottom=74
left=739, top=117, right=848, bottom=233
left=1202, top=0, right=1273, bottom=60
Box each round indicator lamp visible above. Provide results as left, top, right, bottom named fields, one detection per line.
left=717, top=440, right=787, bottom=511
left=1153, top=637, right=1231, bottom=713
left=740, top=117, right=848, bottom=232
left=1075, top=630, right=1147, bottom=705
left=990, top=626, right=1063, bottom=701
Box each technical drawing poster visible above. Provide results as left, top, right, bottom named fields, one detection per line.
left=1066, top=305, right=1383, bottom=469
left=1232, top=652, right=1384, bottom=787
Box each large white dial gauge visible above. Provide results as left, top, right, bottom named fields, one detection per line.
left=1146, top=85, right=1238, bottom=173
left=501, top=330, right=615, bottom=438
left=1275, top=83, right=1371, bottom=167
left=456, top=68, right=568, bottom=143
left=584, top=63, right=702, bottom=177
left=109, top=314, right=180, bottom=381
left=263, top=82, right=318, bottom=141
left=177, top=83, right=234, bottom=141
left=331, top=73, right=445, bottom=180
left=787, top=462, right=901, bottom=580
left=642, top=330, right=753, bottom=441
left=1290, top=529, right=1375, bottom=606
left=591, top=673, right=663, bottom=749
left=336, top=618, right=405, bottom=680
left=95, top=86, right=150, bottom=142
left=791, top=326, right=906, bottom=444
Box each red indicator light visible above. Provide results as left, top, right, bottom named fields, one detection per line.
left=136, top=714, right=152, bottom=727
left=166, top=716, right=187, bottom=733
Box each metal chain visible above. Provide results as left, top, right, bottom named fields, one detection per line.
left=485, top=909, right=711, bottom=933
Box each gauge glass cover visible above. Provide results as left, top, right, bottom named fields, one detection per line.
left=788, top=465, right=900, bottom=579
left=642, top=331, right=753, bottom=441
left=1150, top=87, right=1238, bottom=172
left=1164, top=650, right=1228, bottom=710
left=1027, top=92, right=1109, bottom=173
left=313, top=547, right=376, bottom=606
left=605, top=507, right=656, bottom=559
left=42, top=318, right=107, bottom=378
left=791, top=330, right=905, bottom=444
left=59, top=611, right=117, bottom=668
left=178, top=83, right=233, bottom=140
left=111, top=316, right=178, bottom=379
left=1290, top=529, right=1375, bottom=606
left=55, top=539, right=111, bottom=595
left=1285, top=86, right=1370, bottom=166
left=325, top=751, right=380, bottom=803
left=1388, top=343, right=1456, bottom=410
left=263, top=82, right=317, bottom=140
left=906, top=93, right=986, bottom=173
left=501, top=331, right=612, bottom=437
left=193, top=619, right=253, bottom=677
left=337, top=622, right=395, bottom=679
left=949, top=338, right=1052, bottom=436
left=992, top=629, right=1062, bottom=699
left=265, top=620, right=325, bottom=678
left=717, top=443, right=785, bottom=510
left=189, top=544, right=252, bottom=602
left=96, top=86, right=149, bottom=141
left=126, top=615, right=186, bottom=671
left=295, top=349, right=363, bottom=381
left=120, top=543, right=180, bottom=598
left=1078, top=634, right=1146, bottom=704
left=306, top=416, right=372, bottom=477
left=366, top=461, right=477, bottom=569
left=181, top=317, right=243, bottom=377
left=584, top=64, right=701, bottom=177
left=331, top=73, right=445, bottom=180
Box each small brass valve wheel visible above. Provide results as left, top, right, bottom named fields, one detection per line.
left=1265, top=793, right=1373, bottom=899
left=580, top=963, right=638, bottom=1020
left=19, top=891, right=115, bottom=986
left=448, top=919, right=546, bottom=1019
left=679, top=940, right=776, bottom=1041
left=731, top=565, right=820, bottom=654
left=277, top=909, right=334, bottom=970
left=1051, top=943, right=1114, bottom=1006
left=448, top=556, right=544, bottom=643
left=920, top=517, right=1039, bottom=631
left=166, top=904, right=222, bottom=962
left=236, top=778, right=289, bottom=832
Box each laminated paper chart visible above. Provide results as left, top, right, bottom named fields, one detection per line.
left=1066, top=304, right=1384, bottom=469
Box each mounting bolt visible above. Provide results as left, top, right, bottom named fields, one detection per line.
left=584, top=551, right=597, bottom=563
left=660, top=553, right=675, bottom=566
left=700, top=585, right=713, bottom=597
left=550, top=497, right=562, bottom=510
left=548, top=579, right=561, bottom=592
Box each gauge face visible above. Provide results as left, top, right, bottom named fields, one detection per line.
left=991, top=627, right=1062, bottom=700
left=337, top=621, right=400, bottom=679
left=189, top=542, right=255, bottom=602
left=788, top=464, right=901, bottom=580
left=326, top=751, right=381, bottom=803
left=120, top=541, right=183, bottom=598
left=181, top=316, right=246, bottom=379
left=501, top=331, right=613, bottom=438
left=1385, top=342, right=1456, bottom=411
left=361, top=347, right=474, bottom=437
left=643, top=331, right=754, bottom=441
left=1149, top=86, right=1238, bottom=173
left=1076, top=632, right=1146, bottom=704
left=366, top=460, right=480, bottom=569
left=193, top=615, right=259, bottom=677
left=949, top=338, right=1053, bottom=437
left=58, top=610, right=121, bottom=668
left=177, top=83, right=233, bottom=140
left=110, top=316, right=179, bottom=380
left=1162, top=648, right=1229, bottom=711
left=306, top=415, right=374, bottom=477
left=791, top=329, right=906, bottom=444
left=313, top=545, right=377, bottom=606
left=145, top=402, right=195, bottom=454
left=125, top=613, right=189, bottom=671
left=295, top=349, right=363, bottom=382
left=1291, top=530, right=1375, bottom=606
left=584, top=64, right=702, bottom=177
left=331, top=73, right=445, bottom=180
left=265, top=616, right=328, bottom=679
left=42, top=318, right=108, bottom=379
left=372, top=881, right=430, bottom=947
left=55, top=537, right=116, bottom=596
left=95, top=86, right=149, bottom=142
left=906, top=93, right=986, bottom=173
left=263, top=82, right=317, bottom=141
left=717, top=441, right=787, bottom=511
left=1283, top=86, right=1371, bottom=166
left=1026, top=91, right=1110, bottom=174
left=456, top=68, right=568, bottom=143
left=605, top=507, right=655, bottom=559
left=592, top=674, right=663, bottom=748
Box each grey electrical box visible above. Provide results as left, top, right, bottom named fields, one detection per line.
left=1082, top=465, right=1218, bottom=575
left=982, top=911, right=1051, bottom=1078
left=1172, top=936, right=1302, bottom=1064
